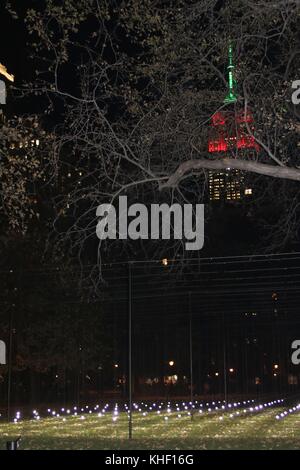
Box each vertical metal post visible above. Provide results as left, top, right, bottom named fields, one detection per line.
left=7, top=307, right=13, bottom=422
left=222, top=313, right=228, bottom=404
left=189, top=292, right=194, bottom=420
left=244, top=327, right=249, bottom=396
left=128, top=262, right=133, bottom=439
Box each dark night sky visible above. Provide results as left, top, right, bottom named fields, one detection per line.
left=0, top=3, right=30, bottom=84
left=0, top=2, right=300, bottom=414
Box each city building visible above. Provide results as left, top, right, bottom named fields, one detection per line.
left=208, top=44, right=259, bottom=201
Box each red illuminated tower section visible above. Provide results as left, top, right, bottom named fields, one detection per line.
left=208, top=44, right=259, bottom=201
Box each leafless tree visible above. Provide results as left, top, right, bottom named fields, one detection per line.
left=5, top=0, right=300, bottom=266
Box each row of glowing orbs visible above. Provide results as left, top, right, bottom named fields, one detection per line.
left=10, top=398, right=285, bottom=424
left=276, top=403, right=300, bottom=420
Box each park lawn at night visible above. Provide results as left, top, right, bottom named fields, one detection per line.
left=1, top=408, right=300, bottom=450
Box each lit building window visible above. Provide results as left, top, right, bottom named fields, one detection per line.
left=164, top=375, right=178, bottom=385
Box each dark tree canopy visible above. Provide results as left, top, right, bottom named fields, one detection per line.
left=2, top=0, right=300, bottom=263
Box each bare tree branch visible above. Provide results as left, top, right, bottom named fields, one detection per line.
left=160, top=158, right=300, bottom=190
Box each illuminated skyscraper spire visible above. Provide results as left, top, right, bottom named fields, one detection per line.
left=224, top=42, right=237, bottom=104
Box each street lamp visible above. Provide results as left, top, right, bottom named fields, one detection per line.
left=169, top=360, right=175, bottom=367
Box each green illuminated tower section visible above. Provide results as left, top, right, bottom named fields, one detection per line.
left=224, top=42, right=237, bottom=104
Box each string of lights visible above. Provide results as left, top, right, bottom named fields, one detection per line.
left=7, top=398, right=286, bottom=424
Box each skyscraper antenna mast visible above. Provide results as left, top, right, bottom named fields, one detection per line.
left=224, top=42, right=237, bottom=104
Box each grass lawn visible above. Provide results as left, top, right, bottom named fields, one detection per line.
left=0, top=406, right=300, bottom=450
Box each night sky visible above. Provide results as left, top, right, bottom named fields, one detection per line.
left=0, top=4, right=29, bottom=85
left=0, top=3, right=300, bottom=452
